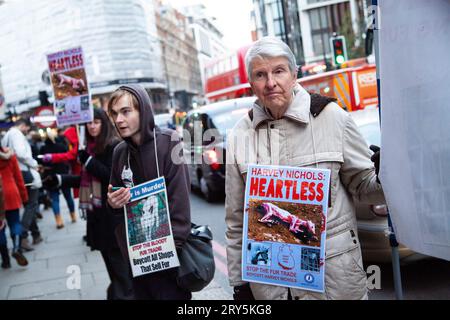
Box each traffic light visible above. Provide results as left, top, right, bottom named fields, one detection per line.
left=330, top=36, right=347, bottom=66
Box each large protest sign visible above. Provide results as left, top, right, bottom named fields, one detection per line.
left=242, top=164, right=330, bottom=292
left=47, top=47, right=93, bottom=126
left=124, top=177, right=179, bottom=277
left=378, top=0, right=450, bottom=261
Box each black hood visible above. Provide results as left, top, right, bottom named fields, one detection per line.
left=117, top=84, right=156, bottom=146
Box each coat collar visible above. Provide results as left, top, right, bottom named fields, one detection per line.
left=251, top=84, right=311, bottom=129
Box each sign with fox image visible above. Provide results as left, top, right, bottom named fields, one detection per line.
left=242, top=164, right=330, bottom=292
left=47, top=46, right=93, bottom=127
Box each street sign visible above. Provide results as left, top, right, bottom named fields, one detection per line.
left=32, top=105, right=56, bottom=128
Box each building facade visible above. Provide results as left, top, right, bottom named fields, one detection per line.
left=251, top=0, right=305, bottom=66
left=298, top=0, right=367, bottom=64
left=178, top=4, right=228, bottom=95
left=0, top=0, right=167, bottom=115
left=251, top=0, right=367, bottom=67
left=155, top=0, right=202, bottom=111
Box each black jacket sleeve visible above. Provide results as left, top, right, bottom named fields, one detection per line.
left=108, top=143, right=126, bottom=218
left=164, top=137, right=191, bottom=249
left=85, top=149, right=113, bottom=185
left=60, top=174, right=81, bottom=188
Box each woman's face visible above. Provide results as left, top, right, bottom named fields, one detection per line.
left=87, top=118, right=102, bottom=138
left=249, top=56, right=297, bottom=119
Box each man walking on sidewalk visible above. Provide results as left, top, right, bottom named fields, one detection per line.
left=2, top=118, right=43, bottom=251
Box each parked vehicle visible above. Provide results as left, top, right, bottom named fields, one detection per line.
left=154, top=113, right=174, bottom=129
left=183, top=97, right=255, bottom=202
left=350, top=107, right=425, bottom=263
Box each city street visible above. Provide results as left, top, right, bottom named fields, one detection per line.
left=2, top=190, right=448, bottom=300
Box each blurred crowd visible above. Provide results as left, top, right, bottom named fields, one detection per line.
left=0, top=111, right=133, bottom=300
left=0, top=118, right=81, bottom=268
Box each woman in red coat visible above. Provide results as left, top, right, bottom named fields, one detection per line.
left=0, top=147, right=29, bottom=267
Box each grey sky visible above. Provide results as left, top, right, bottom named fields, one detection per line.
left=166, top=0, right=254, bottom=51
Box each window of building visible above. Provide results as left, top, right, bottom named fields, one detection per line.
left=309, top=1, right=350, bottom=57
left=307, top=0, right=328, bottom=4
left=270, top=0, right=282, bottom=20
left=199, top=29, right=211, bottom=56
left=286, top=0, right=304, bottom=65
left=256, top=0, right=267, bottom=36
left=310, top=7, right=331, bottom=56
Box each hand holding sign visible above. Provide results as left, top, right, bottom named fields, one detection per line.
left=107, top=184, right=130, bottom=209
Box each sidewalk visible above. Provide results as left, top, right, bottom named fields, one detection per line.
left=0, top=200, right=231, bottom=300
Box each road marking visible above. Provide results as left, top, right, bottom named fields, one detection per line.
left=214, top=256, right=229, bottom=277
left=212, top=240, right=227, bottom=259
left=212, top=240, right=228, bottom=276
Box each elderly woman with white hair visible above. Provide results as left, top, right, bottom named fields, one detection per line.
left=225, top=37, right=384, bottom=300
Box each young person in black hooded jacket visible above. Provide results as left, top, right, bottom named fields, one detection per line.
left=106, top=84, right=192, bottom=300
left=44, top=108, right=134, bottom=300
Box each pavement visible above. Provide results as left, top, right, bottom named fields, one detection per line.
left=0, top=199, right=231, bottom=300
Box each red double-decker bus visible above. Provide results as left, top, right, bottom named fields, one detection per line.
left=204, top=45, right=252, bottom=102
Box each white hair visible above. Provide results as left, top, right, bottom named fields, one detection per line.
left=245, top=37, right=297, bottom=81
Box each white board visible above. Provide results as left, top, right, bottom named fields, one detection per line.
left=378, top=0, right=450, bottom=261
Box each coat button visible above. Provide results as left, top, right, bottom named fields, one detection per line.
left=270, top=124, right=275, bottom=129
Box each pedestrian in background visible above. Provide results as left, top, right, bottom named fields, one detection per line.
left=40, top=130, right=74, bottom=229
left=29, top=130, right=47, bottom=220
left=2, top=118, right=43, bottom=251
left=225, top=37, right=383, bottom=300
left=0, top=147, right=29, bottom=267
left=41, top=125, right=81, bottom=221
left=106, top=84, right=192, bottom=300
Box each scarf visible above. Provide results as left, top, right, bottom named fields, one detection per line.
left=79, top=140, right=102, bottom=213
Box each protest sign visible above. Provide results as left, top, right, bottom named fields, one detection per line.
left=242, top=164, right=330, bottom=292
left=124, top=177, right=179, bottom=277
left=47, top=47, right=93, bottom=126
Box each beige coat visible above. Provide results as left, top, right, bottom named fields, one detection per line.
left=225, top=85, right=385, bottom=300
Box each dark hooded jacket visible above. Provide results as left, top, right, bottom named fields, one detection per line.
left=109, top=84, right=191, bottom=259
